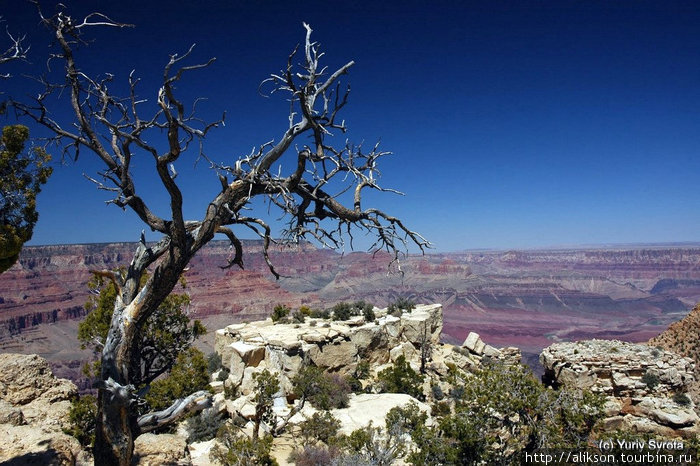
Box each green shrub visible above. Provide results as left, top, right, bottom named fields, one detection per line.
left=299, top=305, right=312, bottom=316
left=431, top=400, right=452, bottom=417
left=388, top=297, right=415, bottom=315
left=642, top=371, right=660, bottom=391
left=332, top=302, right=354, bottom=321
left=293, top=366, right=351, bottom=410
left=210, top=423, right=278, bottom=466
left=292, top=310, right=306, bottom=323
left=145, top=347, right=211, bottom=412
left=355, top=361, right=370, bottom=380
left=309, top=308, right=330, bottom=319
left=673, top=392, right=691, bottom=406
left=431, top=383, right=444, bottom=401
left=217, top=367, right=230, bottom=382
left=299, top=411, right=341, bottom=446
left=207, top=352, right=223, bottom=373
left=65, top=395, right=97, bottom=447
left=415, top=363, right=605, bottom=464
left=342, top=423, right=404, bottom=465
left=271, top=304, right=291, bottom=322
left=185, top=408, right=226, bottom=443
left=376, top=355, right=424, bottom=399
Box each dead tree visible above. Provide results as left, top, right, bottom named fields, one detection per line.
left=15, top=5, right=429, bottom=465
left=0, top=18, right=29, bottom=79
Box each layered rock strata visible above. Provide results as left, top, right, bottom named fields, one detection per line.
left=541, top=340, right=698, bottom=438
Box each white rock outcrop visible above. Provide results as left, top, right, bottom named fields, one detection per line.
left=541, top=340, right=699, bottom=438
left=215, top=304, right=444, bottom=401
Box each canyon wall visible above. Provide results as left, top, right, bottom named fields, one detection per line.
left=1, top=241, right=699, bottom=381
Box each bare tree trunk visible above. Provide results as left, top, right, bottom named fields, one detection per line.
left=92, top=240, right=190, bottom=465
left=94, top=381, right=137, bottom=465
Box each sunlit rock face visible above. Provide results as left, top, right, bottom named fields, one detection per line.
left=215, top=304, right=445, bottom=398
left=0, top=353, right=89, bottom=465
left=541, top=340, right=699, bottom=438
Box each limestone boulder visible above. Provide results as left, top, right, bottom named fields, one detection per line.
left=132, top=433, right=191, bottom=465
left=308, top=340, right=357, bottom=372
left=462, top=332, right=486, bottom=355
left=400, top=304, right=443, bottom=346
left=0, top=353, right=77, bottom=406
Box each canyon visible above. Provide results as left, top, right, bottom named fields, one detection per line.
left=1, top=241, right=699, bottom=385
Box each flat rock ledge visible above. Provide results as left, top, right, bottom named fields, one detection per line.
left=541, top=339, right=699, bottom=438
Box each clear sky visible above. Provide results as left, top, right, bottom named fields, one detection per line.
left=4, top=0, right=700, bottom=252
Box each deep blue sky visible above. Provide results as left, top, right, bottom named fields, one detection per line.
left=4, top=0, right=700, bottom=252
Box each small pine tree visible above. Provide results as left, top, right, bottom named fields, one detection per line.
left=376, top=355, right=424, bottom=399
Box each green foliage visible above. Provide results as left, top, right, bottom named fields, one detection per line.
left=292, top=310, right=306, bottom=323
left=293, top=365, right=351, bottom=410
left=253, top=369, right=280, bottom=407
left=642, top=371, right=660, bottom=391
left=430, top=383, right=444, bottom=401
left=207, top=352, right=223, bottom=373
left=218, top=367, right=231, bottom=382
left=78, top=273, right=206, bottom=389
left=145, top=347, right=210, bottom=411
left=271, top=304, right=291, bottom=322
left=65, top=395, right=97, bottom=447
left=298, top=305, right=312, bottom=316
left=252, top=369, right=280, bottom=439
left=330, top=301, right=375, bottom=321
left=332, top=302, right=353, bottom=321
left=341, top=422, right=404, bottom=465
left=376, top=355, right=424, bottom=399
left=0, top=125, right=52, bottom=273
left=409, top=362, right=605, bottom=465
left=310, top=308, right=331, bottom=319
left=673, top=392, right=691, bottom=406
left=385, top=402, right=457, bottom=466
left=355, top=361, right=370, bottom=380
left=388, top=297, right=415, bottom=315
left=210, top=423, right=278, bottom=466
left=184, top=408, right=226, bottom=443
left=298, top=411, right=341, bottom=446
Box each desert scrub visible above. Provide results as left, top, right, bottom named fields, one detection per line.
left=673, top=392, right=691, bottom=406
left=310, top=308, right=331, bottom=319
left=293, top=366, right=351, bottom=410
left=298, top=411, right=342, bottom=446
left=271, top=304, right=291, bottom=322
left=210, top=423, right=278, bottom=466
left=145, top=347, right=210, bottom=412
left=641, top=371, right=660, bottom=391
left=375, top=355, right=424, bottom=399
left=332, top=302, right=354, bottom=321
left=404, top=363, right=605, bottom=465
left=288, top=445, right=342, bottom=466
left=292, top=310, right=306, bottom=323
left=65, top=394, right=97, bottom=447
left=185, top=408, right=226, bottom=443
left=388, top=297, right=415, bottom=315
